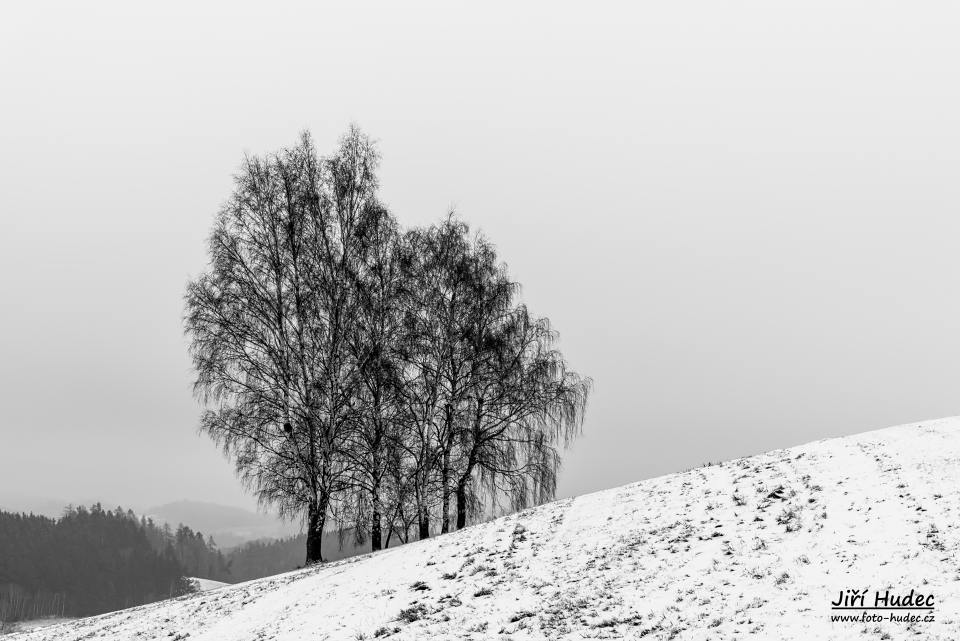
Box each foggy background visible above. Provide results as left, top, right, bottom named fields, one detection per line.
left=2, top=1, right=959, bottom=517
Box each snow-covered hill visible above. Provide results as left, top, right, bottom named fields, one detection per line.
left=12, top=418, right=960, bottom=640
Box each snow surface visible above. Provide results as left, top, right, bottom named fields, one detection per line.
left=2, top=618, right=76, bottom=634
left=10, top=417, right=960, bottom=640
left=188, top=577, right=230, bottom=592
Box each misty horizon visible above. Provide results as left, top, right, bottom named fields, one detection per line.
left=4, top=1, right=960, bottom=518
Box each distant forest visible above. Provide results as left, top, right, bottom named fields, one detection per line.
left=0, top=505, right=188, bottom=624
left=227, top=530, right=371, bottom=583
left=0, top=505, right=361, bottom=625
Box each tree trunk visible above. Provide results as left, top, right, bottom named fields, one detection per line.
left=370, top=484, right=382, bottom=552
left=305, top=496, right=326, bottom=564
left=370, top=411, right=384, bottom=552
left=440, top=451, right=451, bottom=534
left=456, top=477, right=469, bottom=530
left=418, top=506, right=430, bottom=540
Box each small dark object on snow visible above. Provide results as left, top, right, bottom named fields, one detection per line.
left=283, top=422, right=292, bottom=433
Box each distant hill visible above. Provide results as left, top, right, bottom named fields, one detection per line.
left=146, top=500, right=302, bottom=549
left=0, top=492, right=71, bottom=519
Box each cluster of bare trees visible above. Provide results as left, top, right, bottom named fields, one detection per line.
left=0, top=589, right=65, bottom=629
left=185, top=127, right=591, bottom=564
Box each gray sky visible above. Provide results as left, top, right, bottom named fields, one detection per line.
left=2, top=1, right=960, bottom=514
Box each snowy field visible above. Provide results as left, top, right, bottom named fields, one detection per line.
left=10, top=417, right=960, bottom=640
left=188, top=577, right=230, bottom=592
left=1, top=618, right=75, bottom=635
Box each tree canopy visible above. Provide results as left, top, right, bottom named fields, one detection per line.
left=185, top=127, right=591, bottom=564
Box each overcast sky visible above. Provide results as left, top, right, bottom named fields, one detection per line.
left=2, top=1, right=960, bottom=515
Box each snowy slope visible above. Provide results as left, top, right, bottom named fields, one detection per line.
left=187, top=577, right=230, bottom=592
left=11, top=418, right=960, bottom=640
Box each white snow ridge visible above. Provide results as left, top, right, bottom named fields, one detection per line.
left=12, top=418, right=960, bottom=640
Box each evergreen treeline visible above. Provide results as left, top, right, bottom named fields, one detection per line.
left=1, top=504, right=377, bottom=626
left=224, top=529, right=370, bottom=582
left=224, top=536, right=305, bottom=583
left=0, top=505, right=189, bottom=624
left=185, top=127, right=592, bottom=564
left=167, top=524, right=231, bottom=582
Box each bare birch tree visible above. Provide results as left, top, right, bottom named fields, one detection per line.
left=185, top=127, right=386, bottom=564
